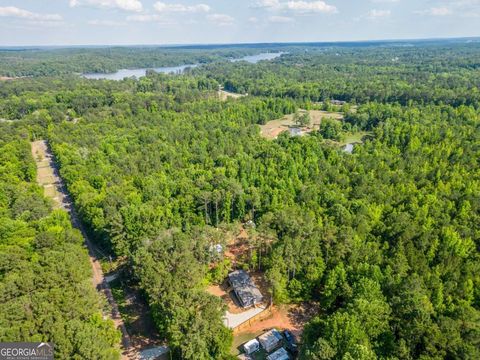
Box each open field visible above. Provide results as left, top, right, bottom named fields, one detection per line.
left=260, top=110, right=344, bottom=139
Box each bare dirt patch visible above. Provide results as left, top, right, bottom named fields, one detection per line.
left=207, top=283, right=245, bottom=313
left=218, top=89, right=246, bottom=101
left=225, top=231, right=250, bottom=266
left=260, top=110, right=344, bottom=140
left=236, top=302, right=319, bottom=340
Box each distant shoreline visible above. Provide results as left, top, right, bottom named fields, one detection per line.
left=0, top=36, right=479, bottom=51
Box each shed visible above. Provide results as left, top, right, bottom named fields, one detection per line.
left=266, top=347, right=289, bottom=360
left=243, top=339, right=260, bottom=355
left=228, top=270, right=263, bottom=308
left=258, top=329, right=283, bottom=353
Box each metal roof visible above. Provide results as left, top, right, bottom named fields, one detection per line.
left=228, top=270, right=264, bottom=308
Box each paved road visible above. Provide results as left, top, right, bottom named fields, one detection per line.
left=31, top=140, right=134, bottom=360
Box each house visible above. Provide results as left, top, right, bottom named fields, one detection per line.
left=228, top=270, right=263, bottom=308
left=258, top=329, right=283, bottom=353
left=243, top=339, right=260, bottom=355
left=289, top=127, right=303, bottom=137
left=266, top=347, right=289, bottom=360
left=331, top=99, right=346, bottom=106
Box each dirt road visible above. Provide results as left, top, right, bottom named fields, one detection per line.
left=31, top=140, right=134, bottom=359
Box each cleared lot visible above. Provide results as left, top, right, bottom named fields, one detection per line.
left=259, top=110, right=344, bottom=139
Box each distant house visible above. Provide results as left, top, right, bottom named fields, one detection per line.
left=228, top=270, right=263, bottom=308
left=244, top=220, right=256, bottom=228
left=289, top=127, right=303, bottom=137
left=266, top=347, right=289, bottom=360
left=243, top=339, right=260, bottom=355
left=331, top=99, right=346, bottom=106
left=258, top=329, right=283, bottom=353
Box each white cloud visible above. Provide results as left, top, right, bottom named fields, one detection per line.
left=0, top=6, right=63, bottom=21
left=248, top=16, right=259, bottom=23
left=366, top=9, right=391, bottom=19
left=286, top=1, right=337, bottom=13
left=430, top=7, right=452, bottom=15
left=154, top=2, right=210, bottom=13
left=125, top=14, right=178, bottom=25
left=254, top=0, right=281, bottom=8
left=254, top=0, right=337, bottom=14
left=127, top=14, right=158, bottom=21
left=207, top=13, right=235, bottom=25
left=88, top=19, right=126, bottom=26
left=371, top=0, right=399, bottom=3
left=70, top=0, right=143, bottom=12
left=415, top=7, right=452, bottom=16
left=269, top=15, right=294, bottom=22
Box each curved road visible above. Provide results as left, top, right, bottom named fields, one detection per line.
left=31, top=140, right=133, bottom=360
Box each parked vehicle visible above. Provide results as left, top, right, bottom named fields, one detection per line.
left=283, top=330, right=296, bottom=344
left=283, top=330, right=298, bottom=355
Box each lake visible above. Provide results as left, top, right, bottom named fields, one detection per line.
left=82, top=52, right=284, bottom=80
left=83, top=64, right=198, bottom=80
left=231, top=52, right=285, bottom=63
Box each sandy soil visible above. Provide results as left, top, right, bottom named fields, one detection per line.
left=260, top=110, right=344, bottom=139
left=236, top=302, right=319, bottom=340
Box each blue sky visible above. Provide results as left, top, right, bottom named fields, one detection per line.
left=0, top=0, right=479, bottom=45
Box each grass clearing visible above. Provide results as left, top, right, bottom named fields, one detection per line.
left=341, top=131, right=373, bottom=145
left=260, top=110, right=344, bottom=139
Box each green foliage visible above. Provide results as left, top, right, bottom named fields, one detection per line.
left=318, top=118, right=344, bottom=141
left=1, top=43, right=479, bottom=359
left=0, top=140, right=120, bottom=359
left=294, top=111, right=311, bottom=127
left=207, top=258, right=232, bottom=285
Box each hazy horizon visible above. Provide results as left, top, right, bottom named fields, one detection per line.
left=0, top=35, right=479, bottom=49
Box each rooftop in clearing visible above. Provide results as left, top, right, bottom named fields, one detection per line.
left=259, top=110, right=344, bottom=140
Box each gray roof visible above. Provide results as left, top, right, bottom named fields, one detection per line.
left=266, top=347, right=289, bottom=360
left=228, top=270, right=263, bottom=308
left=258, top=329, right=283, bottom=351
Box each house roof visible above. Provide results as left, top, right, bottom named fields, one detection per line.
left=266, top=347, right=289, bottom=360
left=258, top=329, right=283, bottom=349
left=243, top=339, right=260, bottom=353
left=228, top=270, right=263, bottom=307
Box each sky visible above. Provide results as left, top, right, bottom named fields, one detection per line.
left=0, top=0, right=479, bottom=46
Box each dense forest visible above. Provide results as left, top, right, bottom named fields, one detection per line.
left=0, top=41, right=479, bottom=359
left=0, top=135, right=120, bottom=358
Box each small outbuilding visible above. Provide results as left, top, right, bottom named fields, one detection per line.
left=331, top=99, right=346, bottom=106
left=258, top=329, right=283, bottom=353
left=228, top=270, right=263, bottom=308
left=243, top=339, right=260, bottom=355
left=266, top=347, right=289, bottom=360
